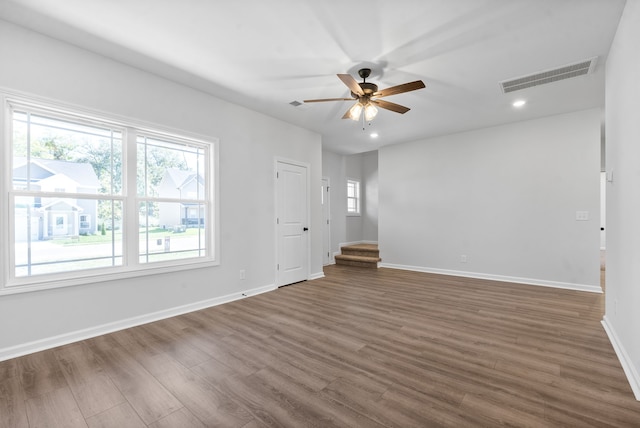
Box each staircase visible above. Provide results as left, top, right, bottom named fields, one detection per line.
left=335, top=244, right=380, bottom=268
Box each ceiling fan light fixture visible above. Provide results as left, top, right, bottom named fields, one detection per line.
left=348, top=102, right=363, bottom=121
left=364, top=103, right=378, bottom=121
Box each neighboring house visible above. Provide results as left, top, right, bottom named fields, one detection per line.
left=157, top=168, right=205, bottom=229
left=12, top=158, right=100, bottom=241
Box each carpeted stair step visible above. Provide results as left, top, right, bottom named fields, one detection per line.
left=335, top=244, right=381, bottom=268
left=334, top=254, right=380, bottom=268
left=340, top=244, right=380, bottom=259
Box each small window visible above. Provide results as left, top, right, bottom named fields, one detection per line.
left=79, top=214, right=91, bottom=230
left=347, top=179, right=360, bottom=215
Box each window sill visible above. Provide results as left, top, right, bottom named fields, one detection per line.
left=1, top=258, right=219, bottom=296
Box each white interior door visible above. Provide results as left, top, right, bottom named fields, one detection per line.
left=276, top=161, right=309, bottom=286
left=322, top=177, right=331, bottom=265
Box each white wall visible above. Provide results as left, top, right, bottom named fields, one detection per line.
left=603, top=0, right=640, bottom=399
left=344, top=154, right=364, bottom=243
left=0, top=20, right=323, bottom=358
left=322, top=150, right=347, bottom=256
left=362, top=151, right=379, bottom=242
left=379, top=109, right=601, bottom=291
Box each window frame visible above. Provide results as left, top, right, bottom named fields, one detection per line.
left=346, top=178, right=361, bottom=216
left=1, top=91, right=220, bottom=295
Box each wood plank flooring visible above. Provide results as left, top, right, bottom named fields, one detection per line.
left=1, top=265, right=639, bottom=427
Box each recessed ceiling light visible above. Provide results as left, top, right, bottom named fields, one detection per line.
left=512, top=100, right=526, bottom=108
left=370, top=132, right=379, bottom=138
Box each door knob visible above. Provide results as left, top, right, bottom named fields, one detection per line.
left=303, top=227, right=309, bottom=231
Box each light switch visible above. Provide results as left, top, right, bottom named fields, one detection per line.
left=576, top=211, right=589, bottom=221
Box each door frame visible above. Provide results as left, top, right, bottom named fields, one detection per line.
left=274, top=157, right=311, bottom=286
left=322, top=176, right=331, bottom=265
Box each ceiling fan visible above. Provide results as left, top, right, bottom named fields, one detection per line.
left=304, top=68, right=426, bottom=122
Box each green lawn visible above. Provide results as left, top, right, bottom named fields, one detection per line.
left=56, top=227, right=200, bottom=246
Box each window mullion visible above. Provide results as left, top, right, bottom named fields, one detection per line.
left=124, top=128, right=139, bottom=268
left=1, top=100, right=10, bottom=286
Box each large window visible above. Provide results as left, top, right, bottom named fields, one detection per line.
left=2, top=95, right=217, bottom=292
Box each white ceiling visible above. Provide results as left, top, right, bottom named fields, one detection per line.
left=0, top=0, right=626, bottom=154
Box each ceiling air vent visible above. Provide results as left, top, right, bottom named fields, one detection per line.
left=500, top=57, right=598, bottom=93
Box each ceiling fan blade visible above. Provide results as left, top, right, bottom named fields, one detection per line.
left=372, top=99, right=410, bottom=114
left=373, top=80, right=425, bottom=98
left=338, top=74, right=364, bottom=96
left=303, top=97, right=354, bottom=103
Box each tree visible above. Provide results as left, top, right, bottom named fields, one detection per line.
left=137, top=144, right=188, bottom=196
left=44, top=138, right=76, bottom=160
left=12, top=134, right=76, bottom=161
left=15, top=121, right=193, bottom=228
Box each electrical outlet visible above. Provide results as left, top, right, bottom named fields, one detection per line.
left=461, top=255, right=468, bottom=263
left=239, top=269, right=246, bottom=280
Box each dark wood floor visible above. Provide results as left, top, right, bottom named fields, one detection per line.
left=1, top=265, right=639, bottom=427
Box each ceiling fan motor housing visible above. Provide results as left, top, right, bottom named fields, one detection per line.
left=355, top=68, right=378, bottom=96
left=356, top=82, right=378, bottom=97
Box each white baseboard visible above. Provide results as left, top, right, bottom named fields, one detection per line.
left=338, top=240, right=365, bottom=248
left=378, top=263, right=602, bottom=294
left=337, top=240, right=378, bottom=248
left=309, top=271, right=325, bottom=280
left=601, top=316, right=640, bottom=401
left=0, top=283, right=276, bottom=362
